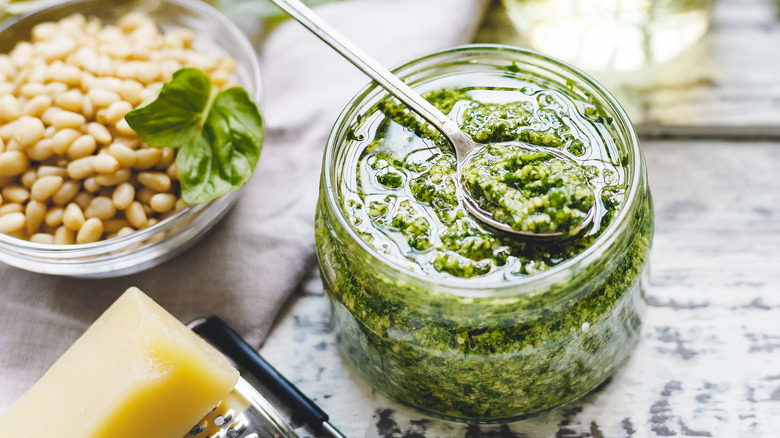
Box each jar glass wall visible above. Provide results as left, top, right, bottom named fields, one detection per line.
left=316, top=45, right=653, bottom=422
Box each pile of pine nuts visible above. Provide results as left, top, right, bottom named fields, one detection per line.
left=0, top=12, right=236, bottom=244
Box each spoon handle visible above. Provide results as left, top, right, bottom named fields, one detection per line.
left=270, top=0, right=472, bottom=157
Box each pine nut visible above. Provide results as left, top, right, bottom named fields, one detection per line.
left=118, top=81, right=143, bottom=106
left=63, top=202, right=85, bottom=230
left=31, top=175, right=64, bottom=201
left=32, top=22, right=58, bottom=41
left=22, top=95, right=52, bottom=118
left=93, top=153, right=120, bottom=173
left=137, top=172, right=170, bottom=192
left=88, top=87, right=121, bottom=108
left=0, top=212, right=26, bottom=233
left=2, top=185, right=29, bottom=203
left=30, top=233, right=54, bottom=244
left=0, top=203, right=22, bottom=216
left=0, top=120, right=19, bottom=142
left=45, top=207, right=64, bottom=227
left=76, top=217, right=103, bottom=243
left=136, top=187, right=155, bottom=205
left=126, top=200, right=147, bottom=228
left=158, top=147, right=175, bottom=168
left=0, top=151, right=29, bottom=177
left=134, top=148, right=162, bottom=169
left=95, top=168, right=130, bottom=186
left=40, top=107, right=61, bottom=126
left=83, top=176, right=100, bottom=193
left=105, top=100, right=133, bottom=124
left=85, top=196, right=115, bottom=220
left=44, top=82, right=67, bottom=100
left=112, top=136, right=140, bottom=149
left=0, top=95, right=21, bottom=123
left=67, top=135, right=97, bottom=159
left=66, top=156, right=95, bottom=179
left=14, top=116, right=45, bottom=148
left=114, top=117, right=135, bottom=136
left=9, top=42, right=33, bottom=67
left=103, top=217, right=131, bottom=233
left=112, top=182, right=134, bottom=210
left=55, top=89, right=83, bottom=112
left=51, top=110, right=86, bottom=129
left=116, top=227, right=134, bottom=237
left=19, top=82, right=46, bottom=99
left=21, top=170, right=37, bottom=188
left=93, top=77, right=124, bottom=95
left=4, top=139, right=23, bottom=152
left=40, top=37, right=76, bottom=61
left=149, top=193, right=176, bottom=213
left=166, top=162, right=178, bottom=181
left=74, top=192, right=93, bottom=210
left=58, top=65, right=82, bottom=86
left=25, top=200, right=46, bottom=234
left=52, top=180, right=80, bottom=205
left=51, top=129, right=81, bottom=155
left=38, top=166, right=68, bottom=178
left=86, top=122, right=112, bottom=144
left=107, top=142, right=136, bottom=167
left=27, top=138, right=54, bottom=161
left=82, top=95, right=93, bottom=119
left=53, top=225, right=74, bottom=244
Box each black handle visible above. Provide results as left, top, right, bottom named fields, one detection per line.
left=193, top=316, right=329, bottom=432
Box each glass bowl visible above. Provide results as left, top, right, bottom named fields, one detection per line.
left=315, top=45, right=653, bottom=422
left=0, top=0, right=262, bottom=277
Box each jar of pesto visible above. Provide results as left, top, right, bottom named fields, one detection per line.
left=315, top=45, right=653, bottom=422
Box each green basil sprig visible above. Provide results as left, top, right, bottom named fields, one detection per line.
left=125, top=68, right=264, bottom=204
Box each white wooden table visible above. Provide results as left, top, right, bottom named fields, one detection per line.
left=260, top=0, right=780, bottom=436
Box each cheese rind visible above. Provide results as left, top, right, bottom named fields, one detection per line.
left=0, top=287, right=239, bottom=438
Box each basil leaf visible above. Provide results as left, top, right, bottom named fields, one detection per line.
left=125, top=68, right=216, bottom=147
left=177, top=87, right=264, bottom=204
left=125, top=67, right=264, bottom=204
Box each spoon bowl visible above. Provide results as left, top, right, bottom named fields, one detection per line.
left=457, top=141, right=596, bottom=239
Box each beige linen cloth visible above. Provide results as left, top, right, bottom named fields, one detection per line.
left=0, top=0, right=486, bottom=411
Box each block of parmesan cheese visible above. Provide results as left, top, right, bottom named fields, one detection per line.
left=0, top=287, right=239, bottom=438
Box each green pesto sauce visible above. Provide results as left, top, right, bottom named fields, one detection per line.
left=462, top=145, right=594, bottom=233
left=343, top=85, right=625, bottom=279
left=316, top=75, right=652, bottom=420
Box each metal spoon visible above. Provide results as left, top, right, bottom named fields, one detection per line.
left=270, top=0, right=594, bottom=239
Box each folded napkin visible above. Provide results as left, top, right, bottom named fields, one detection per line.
left=0, top=0, right=485, bottom=411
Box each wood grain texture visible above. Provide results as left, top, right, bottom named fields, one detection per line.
left=474, top=0, right=780, bottom=139
left=260, top=140, right=780, bottom=437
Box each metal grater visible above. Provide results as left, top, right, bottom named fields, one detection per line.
left=186, top=377, right=298, bottom=438
left=188, top=316, right=346, bottom=438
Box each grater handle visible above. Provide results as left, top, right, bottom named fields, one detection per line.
left=193, top=316, right=345, bottom=438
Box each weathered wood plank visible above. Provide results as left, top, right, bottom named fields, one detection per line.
left=260, top=140, right=780, bottom=437
left=474, top=0, right=780, bottom=138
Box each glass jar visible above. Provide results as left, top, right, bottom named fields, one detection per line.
left=315, top=45, right=653, bottom=422
left=501, top=0, right=715, bottom=72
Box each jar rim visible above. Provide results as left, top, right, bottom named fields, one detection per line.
left=323, top=44, right=643, bottom=294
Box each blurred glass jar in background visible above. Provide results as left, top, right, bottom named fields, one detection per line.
left=502, top=0, right=715, bottom=72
